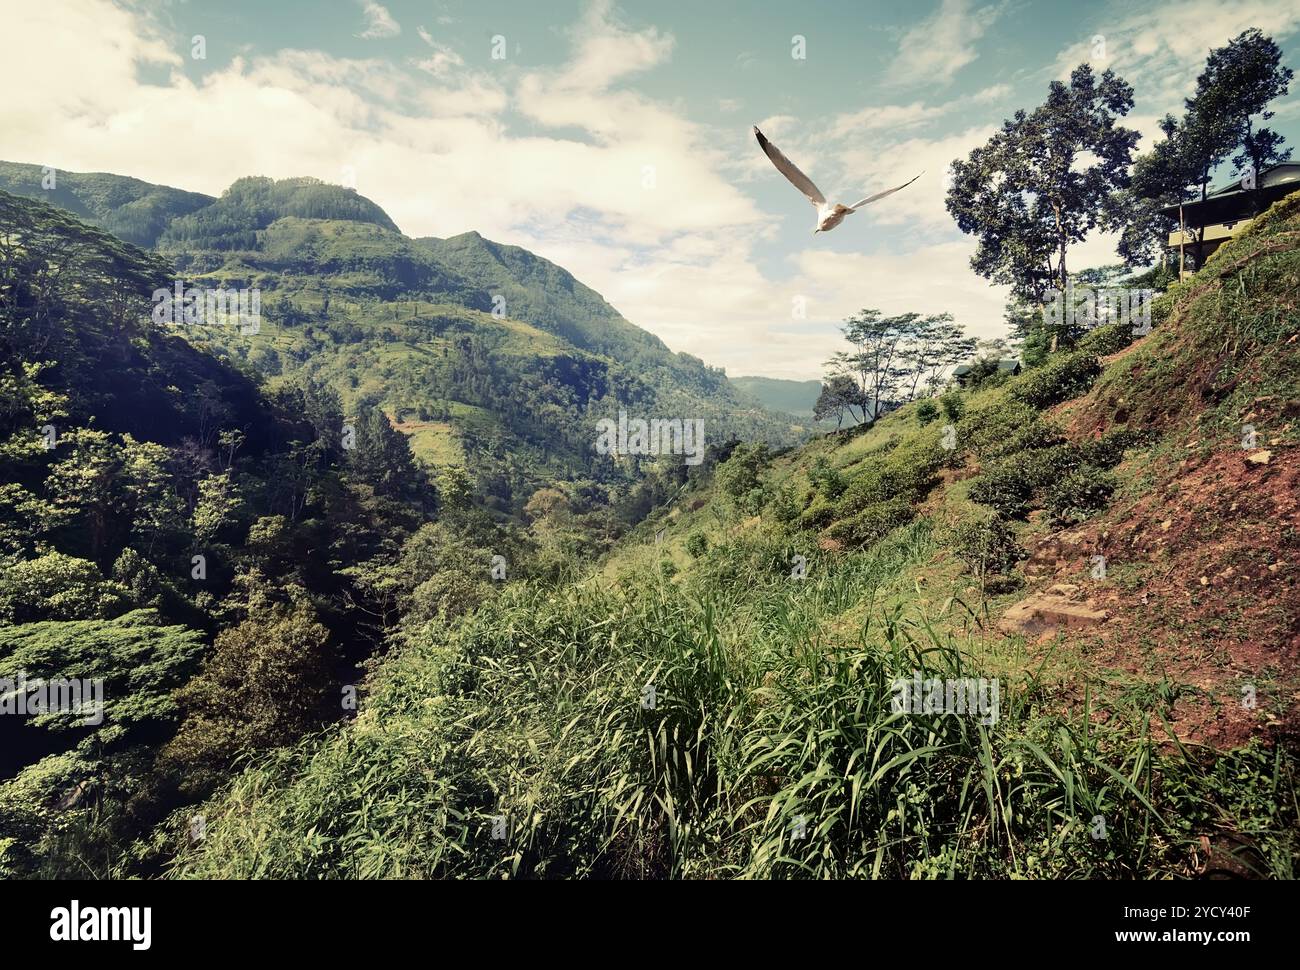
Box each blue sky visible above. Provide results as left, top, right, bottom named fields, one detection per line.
left=4, top=0, right=1299, bottom=378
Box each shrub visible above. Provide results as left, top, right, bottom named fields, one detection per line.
left=982, top=419, right=1065, bottom=461
left=808, top=457, right=847, bottom=499
left=162, top=594, right=335, bottom=796
left=957, top=398, right=1041, bottom=459
left=769, top=485, right=802, bottom=526
left=967, top=463, right=1035, bottom=518
left=916, top=400, right=940, bottom=424
left=685, top=532, right=709, bottom=559
left=1018, top=442, right=1086, bottom=484
left=1076, top=321, right=1134, bottom=357
left=0, top=553, right=126, bottom=623
left=824, top=498, right=914, bottom=547
left=716, top=443, right=771, bottom=514
left=798, top=495, right=839, bottom=531
left=940, top=390, right=965, bottom=422
left=1079, top=427, right=1147, bottom=468
left=950, top=513, right=1023, bottom=584
left=1045, top=466, right=1116, bottom=524
left=1010, top=351, right=1102, bottom=409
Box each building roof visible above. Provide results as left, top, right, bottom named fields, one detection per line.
left=1158, top=163, right=1300, bottom=223
left=953, top=358, right=1020, bottom=377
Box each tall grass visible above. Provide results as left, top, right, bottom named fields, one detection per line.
left=166, top=523, right=1298, bottom=879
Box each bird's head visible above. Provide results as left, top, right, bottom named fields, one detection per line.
left=812, top=227, right=822, bottom=235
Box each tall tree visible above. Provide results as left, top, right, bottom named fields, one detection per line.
left=813, top=375, right=870, bottom=428
left=897, top=313, right=977, bottom=399
left=827, top=309, right=917, bottom=418
left=1122, top=29, right=1293, bottom=269
left=947, top=65, right=1139, bottom=306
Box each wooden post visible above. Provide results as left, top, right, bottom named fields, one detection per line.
left=1179, top=202, right=1186, bottom=278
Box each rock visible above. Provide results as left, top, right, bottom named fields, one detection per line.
left=1045, top=583, right=1081, bottom=598
left=998, top=592, right=1108, bottom=636
left=1246, top=450, right=1273, bottom=465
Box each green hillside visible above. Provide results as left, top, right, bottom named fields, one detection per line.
left=0, top=161, right=215, bottom=248
left=0, top=166, right=803, bottom=520
left=161, top=193, right=1300, bottom=879
left=0, top=189, right=457, bottom=876
left=730, top=375, right=824, bottom=418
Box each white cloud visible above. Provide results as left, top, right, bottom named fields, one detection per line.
left=889, top=0, right=1009, bottom=87
left=412, top=26, right=464, bottom=78
left=356, top=1, right=400, bottom=40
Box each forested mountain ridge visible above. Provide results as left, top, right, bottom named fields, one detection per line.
left=0, top=163, right=803, bottom=518
left=0, top=188, right=463, bottom=875
left=0, top=161, right=214, bottom=248
left=729, top=375, right=825, bottom=420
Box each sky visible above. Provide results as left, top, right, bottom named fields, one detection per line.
left=2, top=0, right=1299, bottom=379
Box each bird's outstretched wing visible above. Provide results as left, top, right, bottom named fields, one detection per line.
left=848, top=172, right=923, bottom=210
left=754, top=126, right=825, bottom=206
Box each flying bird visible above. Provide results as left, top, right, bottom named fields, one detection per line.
left=753, top=126, right=922, bottom=234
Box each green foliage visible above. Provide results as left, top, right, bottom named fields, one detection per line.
left=347, top=405, right=435, bottom=507
left=968, top=427, right=1138, bottom=521
left=808, top=456, right=847, bottom=499
left=824, top=497, right=914, bottom=547
left=1045, top=467, right=1117, bottom=524
left=0, top=610, right=205, bottom=732
left=715, top=443, right=771, bottom=515
left=158, top=176, right=398, bottom=251
left=0, top=552, right=126, bottom=622
left=1010, top=351, right=1102, bottom=409
left=684, top=531, right=709, bottom=558
left=0, top=162, right=214, bottom=247
left=167, top=525, right=1299, bottom=880
left=1076, top=320, right=1135, bottom=357
left=916, top=400, right=940, bottom=424
left=939, top=390, right=965, bottom=422
left=162, top=589, right=334, bottom=796
left=949, top=513, right=1023, bottom=584
left=947, top=65, right=1139, bottom=301
left=957, top=398, right=1044, bottom=459
left=967, top=463, right=1035, bottom=518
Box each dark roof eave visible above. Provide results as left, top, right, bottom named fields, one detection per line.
left=1158, top=180, right=1300, bottom=221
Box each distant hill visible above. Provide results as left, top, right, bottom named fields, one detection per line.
left=0, top=161, right=213, bottom=247
left=729, top=375, right=823, bottom=418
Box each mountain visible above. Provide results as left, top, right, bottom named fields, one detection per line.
left=3, top=170, right=1297, bottom=881
left=171, top=189, right=1300, bottom=879
left=0, top=161, right=213, bottom=247
left=157, top=175, right=401, bottom=251
left=0, top=182, right=806, bottom=878
left=0, top=164, right=804, bottom=517
left=730, top=375, right=823, bottom=418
